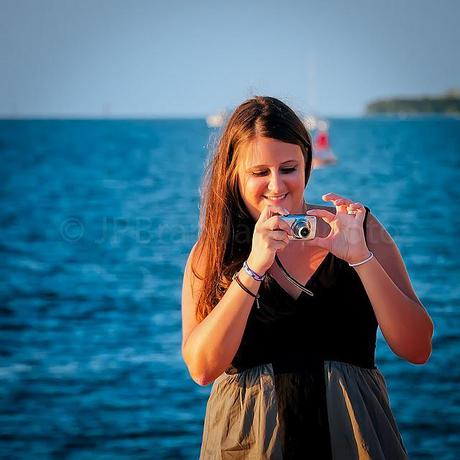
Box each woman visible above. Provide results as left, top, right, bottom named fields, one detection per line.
left=181, top=96, right=433, bottom=459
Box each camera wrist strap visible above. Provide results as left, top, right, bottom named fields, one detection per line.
left=274, top=255, right=314, bottom=297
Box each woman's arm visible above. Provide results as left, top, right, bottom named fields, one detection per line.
left=355, top=212, right=434, bottom=364
left=181, top=244, right=260, bottom=386
left=181, top=205, right=293, bottom=386
left=306, top=193, right=434, bottom=365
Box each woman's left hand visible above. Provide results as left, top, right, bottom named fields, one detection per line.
left=304, top=192, right=371, bottom=264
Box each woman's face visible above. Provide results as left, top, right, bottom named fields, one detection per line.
left=236, top=136, right=306, bottom=221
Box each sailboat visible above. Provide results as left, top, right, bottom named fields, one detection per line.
left=304, top=118, right=337, bottom=169
left=302, top=60, right=337, bottom=169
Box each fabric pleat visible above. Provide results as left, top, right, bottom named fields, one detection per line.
left=324, top=361, right=408, bottom=460
left=199, top=364, right=283, bottom=459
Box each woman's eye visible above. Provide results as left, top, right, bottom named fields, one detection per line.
left=251, top=167, right=297, bottom=177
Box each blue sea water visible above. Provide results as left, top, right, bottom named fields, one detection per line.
left=0, top=116, right=459, bottom=459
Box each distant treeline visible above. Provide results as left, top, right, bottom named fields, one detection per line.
left=366, top=90, right=460, bottom=114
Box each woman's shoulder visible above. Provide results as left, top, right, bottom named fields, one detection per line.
left=183, top=240, right=213, bottom=294
left=182, top=241, right=207, bottom=321
left=184, top=241, right=205, bottom=276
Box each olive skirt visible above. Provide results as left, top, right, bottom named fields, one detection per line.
left=199, top=361, right=408, bottom=459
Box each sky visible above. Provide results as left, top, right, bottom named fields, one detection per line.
left=1, top=0, right=459, bottom=117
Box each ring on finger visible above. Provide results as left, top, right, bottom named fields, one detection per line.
left=347, top=203, right=362, bottom=214
left=347, top=205, right=357, bottom=215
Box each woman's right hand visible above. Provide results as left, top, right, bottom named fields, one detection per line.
left=247, top=205, right=294, bottom=275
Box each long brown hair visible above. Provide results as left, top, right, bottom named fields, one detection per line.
left=192, top=96, right=313, bottom=322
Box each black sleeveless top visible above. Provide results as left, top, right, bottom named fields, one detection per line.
left=201, top=208, right=409, bottom=459
left=226, top=206, right=378, bottom=374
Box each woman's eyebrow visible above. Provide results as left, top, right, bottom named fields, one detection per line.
left=246, top=160, right=299, bottom=170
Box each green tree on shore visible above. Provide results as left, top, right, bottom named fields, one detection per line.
left=366, top=90, right=460, bottom=114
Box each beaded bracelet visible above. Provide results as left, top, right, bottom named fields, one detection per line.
left=348, top=251, right=374, bottom=267
left=232, top=272, right=261, bottom=309
left=243, top=260, right=265, bottom=282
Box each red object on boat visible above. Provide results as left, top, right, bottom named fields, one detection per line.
left=315, top=131, right=330, bottom=150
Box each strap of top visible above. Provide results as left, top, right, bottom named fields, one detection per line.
left=363, top=206, right=371, bottom=245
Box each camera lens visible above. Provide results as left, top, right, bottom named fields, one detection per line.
left=292, top=220, right=310, bottom=239
left=299, top=226, right=310, bottom=238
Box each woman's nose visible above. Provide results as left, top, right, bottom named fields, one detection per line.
left=267, top=172, right=283, bottom=192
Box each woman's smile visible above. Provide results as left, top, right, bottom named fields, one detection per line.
left=262, top=192, right=288, bottom=204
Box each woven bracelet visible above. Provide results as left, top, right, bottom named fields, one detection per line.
left=243, top=260, right=265, bottom=282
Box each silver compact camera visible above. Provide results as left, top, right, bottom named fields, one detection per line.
left=280, top=214, right=317, bottom=240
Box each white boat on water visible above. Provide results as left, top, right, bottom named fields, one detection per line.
left=303, top=115, right=318, bottom=131
left=206, top=111, right=227, bottom=128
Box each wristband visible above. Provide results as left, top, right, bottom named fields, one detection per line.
left=232, top=272, right=261, bottom=309
left=243, top=260, right=266, bottom=282
left=348, top=251, right=374, bottom=267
